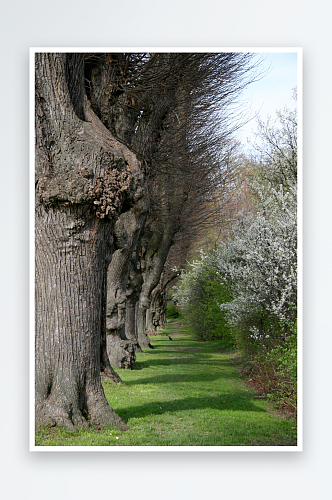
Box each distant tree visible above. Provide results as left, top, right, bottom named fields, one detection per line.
left=251, top=91, right=297, bottom=191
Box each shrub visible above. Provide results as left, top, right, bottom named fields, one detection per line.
left=166, top=301, right=180, bottom=319
left=174, top=253, right=234, bottom=345
left=266, top=320, right=297, bottom=383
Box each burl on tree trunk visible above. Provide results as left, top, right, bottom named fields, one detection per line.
left=34, top=53, right=145, bottom=430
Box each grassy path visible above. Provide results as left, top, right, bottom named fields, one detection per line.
left=35, top=319, right=297, bottom=447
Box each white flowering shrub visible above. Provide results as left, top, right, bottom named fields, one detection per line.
left=219, top=103, right=297, bottom=344
left=217, top=182, right=297, bottom=343
left=175, top=103, right=297, bottom=352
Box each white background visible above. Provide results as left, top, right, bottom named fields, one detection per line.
left=0, top=1, right=329, bottom=499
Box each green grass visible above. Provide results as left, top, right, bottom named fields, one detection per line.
left=35, top=319, right=297, bottom=447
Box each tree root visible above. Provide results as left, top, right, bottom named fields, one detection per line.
left=100, top=366, right=125, bottom=385
left=37, top=403, right=90, bottom=431
left=36, top=385, right=128, bottom=432
left=89, top=404, right=128, bottom=431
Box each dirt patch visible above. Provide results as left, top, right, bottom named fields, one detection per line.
left=168, top=322, right=182, bottom=328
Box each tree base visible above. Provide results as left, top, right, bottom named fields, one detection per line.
left=101, top=367, right=125, bottom=384
left=107, top=334, right=136, bottom=369
left=138, top=331, right=154, bottom=349
left=36, top=379, right=128, bottom=432
left=134, top=343, right=144, bottom=353
left=146, top=328, right=162, bottom=337
left=36, top=398, right=128, bottom=432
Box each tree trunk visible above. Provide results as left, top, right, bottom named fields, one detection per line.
left=100, top=265, right=123, bottom=383
left=146, top=306, right=154, bottom=332
left=136, top=219, right=175, bottom=348
left=125, top=294, right=137, bottom=342
left=34, top=53, right=144, bottom=429
left=106, top=334, right=136, bottom=370
left=147, top=285, right=167, bottom=332
left=106, top=247, right=132, bottom=368
left=35, top=204, right=127, bottom=429
left=137, top=304, right=151, bottom=348
left=125, top=263, right=143, bottom=352
left=105, top=199, right=148, bottom=367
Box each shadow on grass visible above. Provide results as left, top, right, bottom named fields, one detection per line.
left=114, top=391, right=266, bottom=422
left=144, top=340, right=198, bottom=349
left=135, top=355, right=212, bottom=369
left=134, top=352, right=239, bottom=371
left=138, top=345, right=200, bottom=356
left=127, top=367, right=242, bottom=385
left=146, top=338, right=235, bottom=354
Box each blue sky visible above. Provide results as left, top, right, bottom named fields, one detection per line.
left=235, top=51, right=298, bottom=148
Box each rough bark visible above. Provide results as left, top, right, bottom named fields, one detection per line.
left=136, top=218, right=176, bottom=348
left=146, top=283, right=167, bottom=333
left=35, top=53, right=144, bottom=429
left=125, top=294, right=137, bottom=341
left=35, top=205, right=125, bottom=429
left=100, top=266, right=123, bottom=383
left=106, top=335, right=136, bottom=369
left=145, top=306, right=154, bottom=333
left=125, top=257, right=143, bottom=352
left=105, top=197, right=148, bottom=368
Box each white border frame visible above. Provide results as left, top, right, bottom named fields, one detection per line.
left=29, top=47, right=303, bottom=452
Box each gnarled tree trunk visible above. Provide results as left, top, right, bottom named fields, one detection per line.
left=105, top=197, right=148, bottom=368
left=124, top=255, right=144, bottom=352
left=146, top=283, right=167, bottom=333
left=100, top=264, right=124, bottom=383
left=35, top=53, right=144, bottom=429
left=136, top=219, right=176, bottom=348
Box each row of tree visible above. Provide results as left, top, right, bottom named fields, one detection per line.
left=34, top=51, right=258, bottom=429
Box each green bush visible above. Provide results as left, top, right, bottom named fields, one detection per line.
left=233, top=308, right=285, bottom=353
left=181, top=275, right=234, bottom=347
left=242, top=319, right=297, bottom=412
left=266, top=321, right=297, bottom=383
left=166, top=301, right=180, bottom=319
